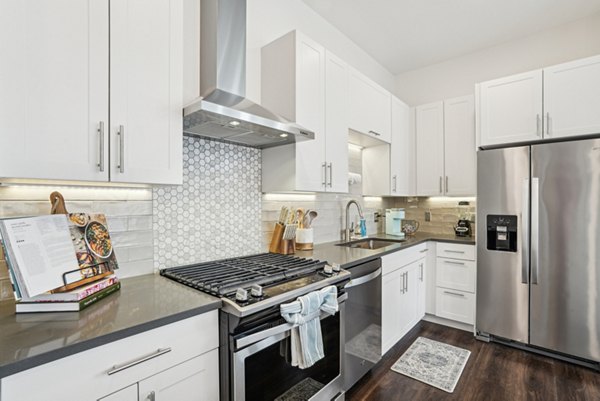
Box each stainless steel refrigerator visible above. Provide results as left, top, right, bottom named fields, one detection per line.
left=477, top=138, right=600, bottom=365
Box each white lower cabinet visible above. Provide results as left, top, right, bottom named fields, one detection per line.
left=435, top=243, right=476, bottom=325
left=381, top=245, right=428, bottom=354
left=1, top=311, right=219, bottom=401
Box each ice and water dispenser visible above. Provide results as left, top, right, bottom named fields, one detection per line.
left=486, top=215, right=518, bottom=252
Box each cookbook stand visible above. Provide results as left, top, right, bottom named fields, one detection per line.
left=49, top=191, right=113, bottom=293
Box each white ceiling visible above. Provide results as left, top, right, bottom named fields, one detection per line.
left=302, top=0, right=600, bottom=74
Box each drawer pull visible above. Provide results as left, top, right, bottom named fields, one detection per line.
left=147, top=391, right=156, bottom=401
left=444, top=250, right=465, bottom=254
left=107, top=347, right=172, bottom=375
left=444, top=260, right=466, bottom=266
left=444, top=291, right=465, bottom=297
left=420, top=249, right=429, bottom=253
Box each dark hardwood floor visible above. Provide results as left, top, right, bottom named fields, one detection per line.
left=346, top=321, right=600, bottom=401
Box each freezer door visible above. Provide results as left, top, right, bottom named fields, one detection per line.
left=531, top=139, right=600, bottom=362
left=476, top=146, right=530, bottom=343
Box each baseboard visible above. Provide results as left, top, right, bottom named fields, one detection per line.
left=422, top=314, right=474, bottom=333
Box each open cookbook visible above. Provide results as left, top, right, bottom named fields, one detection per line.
left=0, top=213, right=119, bottom=300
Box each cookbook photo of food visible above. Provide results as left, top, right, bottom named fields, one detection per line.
left=67, top=213, right=119, bottom=282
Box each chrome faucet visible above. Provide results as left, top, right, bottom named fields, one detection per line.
left=345, top=200, right=364, bottom=241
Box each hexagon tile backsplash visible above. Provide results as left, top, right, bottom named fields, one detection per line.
left=153, top=136, right=262, bottom=269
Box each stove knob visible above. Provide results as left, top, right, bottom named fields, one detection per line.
left=331, top=263, right=341, bottom=273
left=250, top=284, right=263, bottom=298
left=235, top=288, right=249, bottom=303
left=323, top=264, right=333, bottom=275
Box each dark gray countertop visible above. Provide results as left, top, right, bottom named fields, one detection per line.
left=296, top=232, right=476, bottom=268
left=0, top=274, right=221, bottom=379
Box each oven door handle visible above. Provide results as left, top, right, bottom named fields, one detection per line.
left=344, top=267, right=382, bottom=289
left=235, top=293, right=347, bottom=350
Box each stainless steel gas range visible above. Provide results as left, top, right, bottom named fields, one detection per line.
left=161, top=253, right=350, bottom=401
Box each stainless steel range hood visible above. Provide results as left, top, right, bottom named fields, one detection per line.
left=183, top=0, right=314, bottom=148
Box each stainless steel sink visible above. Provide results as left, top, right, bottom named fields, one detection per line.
left=336, top=238, right=405, bottom=250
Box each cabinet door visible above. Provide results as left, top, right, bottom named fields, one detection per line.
left=0, top=0, right=109, bottom=181
left=416, top=102, right=444, bottom=196
left=324, top=51, right=348, bottom=193
left=293, top=33, right=327, bottom=191
left=138, top=349, right=219, bottom=401
left=444, top=95, right=476, bottom=196
left=98, top=385, right=137, bottom=401
left=479, top=70, right=543, bottom=147
left=390, top=98, right=415, bottom=196
left=544, top=55, right=600, bottom=139
left=416, top=258, right=426, bottom=320
left=110, top=0, right=183, bottom=184
left=424, top=242, right=437, bottom=315
left=399, top=264, right=419, bottom=334
left=382, top=270, right=402, bottom=354
left=348, top=69, right=391, bottom=142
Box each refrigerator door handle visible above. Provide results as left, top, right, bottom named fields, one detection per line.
left=531, top=177, right=540, bottom=284
left=521, top=178, right=530, bottom=284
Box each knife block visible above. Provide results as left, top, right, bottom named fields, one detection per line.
left=269, top=223, right=285, bottom=253
left=278, top=239, right=296, bottom=255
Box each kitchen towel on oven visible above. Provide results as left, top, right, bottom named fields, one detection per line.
left=280, top=285, right=338, bottom=369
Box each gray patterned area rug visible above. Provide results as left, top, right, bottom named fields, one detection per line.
left=391, top=337, right=471, bottom=393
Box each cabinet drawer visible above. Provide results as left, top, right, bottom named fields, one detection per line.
left=436, top=243, right=475, bottom=261
left=382, top=243, right=428, bottom=275
left=436, top=258, right=476, bottom=293
left=1, top=311, right=218, bottom=401
left=435, top=288, right=475, bottom=325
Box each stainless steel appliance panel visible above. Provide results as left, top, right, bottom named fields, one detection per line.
left=530, top=139, right=600, bottom=362
left=343, top=258, right=382, bottom=391
left=476, top=146, right=530, bottom=342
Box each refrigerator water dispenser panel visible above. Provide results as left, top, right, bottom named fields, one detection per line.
left=487, top=215, right=518, bottom=252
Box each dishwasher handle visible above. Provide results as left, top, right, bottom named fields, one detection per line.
left=345, top=267, right=382, bottom=289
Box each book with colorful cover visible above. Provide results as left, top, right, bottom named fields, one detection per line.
left=15, top=282, right=121, bottom=313
left=0, top=213, right=119, bottom=298
left=19, top=275, right=118, bottom=303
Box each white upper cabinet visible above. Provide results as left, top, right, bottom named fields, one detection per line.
left=324, top=51, right=349, bottom=193
left=444, top=95, right=476, bottom=196
left=110, top=0, right=183, bottom=185
left=390, top=97, right=415, bottom=196
left=0, top=0, right=182, bottom=185
left=348, top=68, right=392, bottom=143
left=544, top=55, right=600, bottom=139
left=262, top=31, right=349, bottom=193
left=416, top=97, right=476, bottom=196
left=416, top=101, right=445, bottom=196
left=0, top=0, right=110, bottom=182
left=479, top=70, right=543, bottom=147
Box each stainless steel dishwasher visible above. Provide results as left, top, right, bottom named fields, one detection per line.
left=342, top=257, right=382, bottom=391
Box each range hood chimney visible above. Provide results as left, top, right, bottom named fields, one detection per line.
left=183, top=0, right=314, bottom=148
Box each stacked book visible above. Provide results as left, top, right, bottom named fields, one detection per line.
left=0, top=213, right=120, bottom=313
left=15, top=275, right=120, bottom=313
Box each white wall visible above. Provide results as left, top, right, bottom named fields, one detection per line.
left=246, top=0, right=395, bottom=102
left=395, top=12, right=600, bottom=106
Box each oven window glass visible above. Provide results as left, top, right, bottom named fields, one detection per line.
left=243, top=313, right=340, bottom=401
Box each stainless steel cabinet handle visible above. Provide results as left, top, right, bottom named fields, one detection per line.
left=531, top=177, right=540, bottom=284
left=420, top=249, right=429, bottom=253
left=328, top=163, right=333, bottom=188
left=445, top=176, right=449, bottom=193
left=368, top=130, right=381, bottom=137
left=444, top=290, right=465, bottom=297
left=322, top=162, right=327, bottom=187
left=117, top=125, right=125, bottom=173
left=439, top=176, right=442, bottom=193
left=147, top=391, right=156, bottom=401
left=107, top=348, right=172, bottom=375
left=536, top=114, right=541, bottom=136
left=97, top=121, right=105, bottom=172
left=392, top=175, right=397, bottom=192
left=443, top=250, right=465, bottom=254
left=545, top=112, right=550, bottom=136
left=401, top=272, right=406, bottom=294
left=404, top=272, right=408, bottom=293
left=419, top=263, right=424, bottom=281
left=521, top=178, right=530, bottom=284
left=444, top=260, right=466, bottom=266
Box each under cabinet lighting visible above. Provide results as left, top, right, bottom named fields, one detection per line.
left=348, top=143, right=364, bottom=152
left=263, top=193, right=316, bottom=201
left=363, top=196, right=382, bottom=202
left=427, top=196, right=477, bottom=203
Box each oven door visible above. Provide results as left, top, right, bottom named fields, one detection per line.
left=231, top=294, right=346, bottom=401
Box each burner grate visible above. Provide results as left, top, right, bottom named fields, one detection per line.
left=160, top=253, right=326, bottom=296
